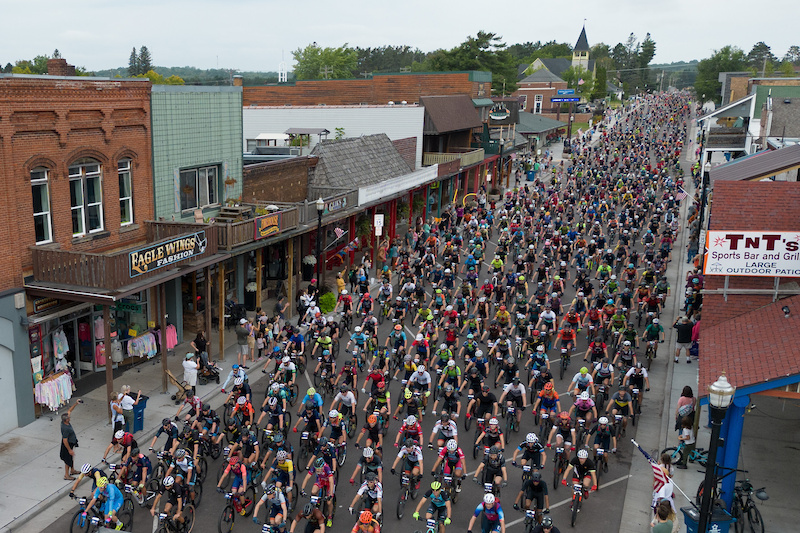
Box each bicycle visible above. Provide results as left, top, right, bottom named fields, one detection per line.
left=296, top=430, right=317, bottom=474
left=155, top=505, right=196, bottom=533
left=660, top=442, right=708, bottom=467
left=218, top=491, right=255, bottom=533
left=551, top=444, right=570, bottom=492
left=731, top=479, right=768, bottom=533
left=413, top=516, right=447, bottom=533
left=569, top=480, right=587, bottom=527
left=69, top=495, right=134, bottom=533
left=395, top=469, right=419, bottom=519
left=559, top=348, right=570, bottom=380
left=644, top=340, right=656, bottom=370
left=505, top=405, right=519, bottom=434
left=593, top=448, right=609, bottom=479
left=538, top=412, right=554, bottom=442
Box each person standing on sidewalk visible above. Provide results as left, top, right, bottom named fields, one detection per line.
left=236, top=318, right=250, bottom=369
left=183, top=353, right=198, bottom=395
left=675, top=417, right=695, bottom=469
left=119, top=385, right=142, bottom=433
left=61, top=400, right=82, bottom=480
left=674, top=386, right=696, bottom=431
left=672, top=317, right=693, bottom=363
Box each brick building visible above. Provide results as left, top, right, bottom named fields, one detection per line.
left=242, top=71, right=492, bottom=107
left=0, top=72, right=153, bottom=431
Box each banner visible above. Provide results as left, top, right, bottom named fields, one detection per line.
left=129, top=231, right=207, bottom=277
left=254, top=212, right=282, bottom=240
left=704, top=231, right=800, bottom=276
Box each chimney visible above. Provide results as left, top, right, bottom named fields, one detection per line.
left=233, top=75, right=243, bottom=87
left=47, top=58, right=76, bottom=77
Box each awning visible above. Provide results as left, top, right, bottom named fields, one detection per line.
left=284, top=128, right=330, bottom=135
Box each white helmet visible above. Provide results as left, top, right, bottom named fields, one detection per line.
left=114, top=430, right=124, bottom=440
left=623, top=340, right=631, bottom=346
left=577, top=449, right=589, bottom=459
left=439, top=343, right=447, bottom=351
left=475, top=350, right=484, bottom=357
left=446, top=439, right=458, bottom=452
left=329, top=410, right=339, bottom=419
left=163, top=476, right=175, bottom=487
left=417, top=365, right=426, bottom=373
left=598, top=416, right=609, bottom=425
left=341, top=289, right=348, bottom=295
left=355, top=326, right=362, bottom=332
left=406, top=415, right=417, bottom=426
left=489, top=417, right=499, bottom=426
left=526, top=433, right=538, bottom=444
left=579, top=391, right=590, bottom=401
left=363, top=447, right=374, bottom=458
left=282, top=356, right=291, bottom=363
left=234, top=377, right=244, bottom=386
left=447, top=360, right=455, bottom=367
left=445, top=305, right=453, bottom=312
left=416, top=334, right=423, bottom=341
left=484, top=493, right=496, bottom=505
left=81, top=463, right=92, bottom=474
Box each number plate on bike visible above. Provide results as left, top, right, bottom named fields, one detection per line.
left=541, top=413, right=549, bottom=419
left=556, top=447, right=564, bottom=454
left=159, top=513, right=168, bottom=519
left=427, top=519, right=437, bottom=527
left=402, top=475, right=409, bottom=484
left=526, top=510, right=536, bottom=518
left=444, top=475, right=452, bottom=483
left=523, top=465, right=531, bottom=472
left=632, top=388, right=639, bottom=394
left=301, top=432, right=309, bottom=439
left=597, top=449, right=605, bottom=455
left=484, top=483, right=493, bottom=492
left=508, top=407, right=515, bottom=414
left=615, top=415, right=622, bottom=422
left=79, top=497, right=87, bottom=505
left=225, top=493, right=232, bottom=499
left=573, top=484, right=583, bottom=492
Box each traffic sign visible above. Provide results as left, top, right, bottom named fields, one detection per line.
left=550, top=97, right=580, bottom=103
left=557, top=89, right=575, bottom=95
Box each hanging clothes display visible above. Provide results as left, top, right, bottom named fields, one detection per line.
left=53, top=328, right=70, bottom=372
left=95, top=342, right=106, bottom=366
left=110, top=339, right=123, bottom=363
left=78, top=322, right=91, bottom=342
left=126, top=331, right=158, bottom=359
left=156, top=325, right=178, bottom=352
left=34, top=372, right=75, bottom=412
left=94, top=316, right=105, bottom=340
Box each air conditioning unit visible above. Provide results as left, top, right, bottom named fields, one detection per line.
left=290, top=148, right=301, bottom=156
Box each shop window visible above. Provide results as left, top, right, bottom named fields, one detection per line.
left=31, top=167, right=52, bottom=244
left=179, top=165, right=219, bottom=212
left=69, top=158, right=104, bottom=236
left=118, top=159, right=133, bottom=226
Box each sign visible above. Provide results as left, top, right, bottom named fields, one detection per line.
left=489, top=103, right=510, bottom=121
left=129, top=231, right=207, bottom=278
left=116, top=301, right=142, bottom=313
left=557, top=89, right=575, bottom=95
left=550, top=97, right=580, bottom=103
left=32, top=297, right=60, bottom=314
left=373, top=214, right=384, bottom=228
left=254, top=212, right=282, bottom=240
left=704, top=231, right=800, bottom=277
left=325, top=196, right=347, bottom=214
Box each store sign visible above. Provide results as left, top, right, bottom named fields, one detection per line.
left=489, top=103, right=510, bottom=121
left=117, top=301, right=142, bottom=313
left=325, top=196, right=348, bottom=214
left=129, top=231, right=207, bottom=277
left=704, top=231, right=800, bottom=276
left=33, top=297, right=60, bottom=314
left=254, top=212, right=282, bottom=240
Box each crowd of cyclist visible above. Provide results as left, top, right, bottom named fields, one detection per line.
left=67, top=92, right=692, bottom=533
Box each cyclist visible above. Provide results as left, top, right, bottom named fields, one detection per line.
left=512, top=471, right=551, bottom=515
left=613, top=340, right=638, bottom=372
left=546, top=411, right=576, bottom=449
left=532, top=382, right=561, bottom=420
left=115, top=447, right=150, bottom=494
left=466, top=493, right=506, bottom=533
left=301, top=457, right=336, bottom=526
left=512, top=433, right=546, bottom=470
left=584, top=337, right=608, bottom=364
left=475, top=417, right=506, bottom=451
left=567, top=367, right=595, bottom=397
left=349, top=445, right=383, bottom=485
left=605, top=386, right=633, bottom=431
left=412, top=480, right=452, bottom=533
left=351, top=510, right=381, bottom=533
left=291, top=402, right=324, bottom=439
left=587, top=416, right=617, bottom=456
left=428, top=412, right=458, bottom=450
left=569, top=391, right=598, bottom=429
left=407, top=365, right=433, bottom=415
left=69, top=462, right=109, bottom=498
left=253, top=483, right=289, bottom=529
left=466, top=384, right=499, bottom=422
left=289, top=502, right=327, bottom=533
left=216, top=454, right=249, bottom=512
left=561, top=449, right=597, bottom=496
left=83, top=476, right=125, bottom=530
left=390, top=438, right=424, bottom=490
left=432, top=383, right=461, bottom=419
left=498, top=377, right=527, bottom=427
left=150, top=475, right=186, bottom=525
left=264, top=449, right=295, bottom=510
left=364, top=380, right=391, bottom=423
left=431, top=439, right=466, bottom=491
left=306, top=435, right=337, bottom=473
left=395, top=414, right=423, bottom=447
left=473, top=445, right=508, bottom=491
left=354, top=414, right=384, bottom=454
left=149, top=417, right=181, bottom=454
left=641, top=318, right=664, bottom=356
left=623, top=362, right=651, bottom=408
left=348, top=472, right=383, bottom=518
left=258, top=396, right=285, bottom=432
left=231, top=395, right=255, bottom=428
left=103, top=429, right=137, bottom=464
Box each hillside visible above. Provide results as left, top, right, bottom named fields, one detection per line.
left=91, top=65, right=291, bottom=85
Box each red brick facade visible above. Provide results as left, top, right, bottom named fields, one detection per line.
left=513, top=79, right=568, bottom=114
left=243, top=72, right=492, bottom=107
left=0, top=76, right=153, bottom=291
left=242, top=158, right=310, bottom=203
left=391, top=137, right=417, bottom=170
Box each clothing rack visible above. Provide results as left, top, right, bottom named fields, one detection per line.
left=34, top=371, right=75, bottom=420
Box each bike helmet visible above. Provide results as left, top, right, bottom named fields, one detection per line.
left=234, top=377, right=244, bottom=386
left=114, top=430, right=125, bottom=440
left=559, top=411, right=570, bottom=420
left=268, top=397, right=278, bottom=407
left=303, top=503, right=314, bottom=516
left=526, top=433, right=538, bottom=444
left=598, top=416, right=609, bottom=425
left=130, top=447, right=140, bottom=457
left=577, top=449, right=589, bottom=459
left=360, top=511, right=373, bottom=524
left=366, top=472, right=378, bottom=482
left=417, top=365, right=426, bottom=373
left=314, top=457, right=325, bottom=469
left=544, top=382, right=553, bottom=390
left=484, top=493, right=496, bottom=505
left=354, top=326, right=361, bottom=332
left=580, top=367, right=588, bottom=375
left=341, top=289, right=348, bottom=296
left=305, top=402, right=315, bottom=411
left=415, top=334, right=423, bottom=341
left=405, top=415, right=417, bottom=426
left=367, top=414, right=378, bottom=424
left=404, top=438, right=415, bottom=449
left=446, top=439, right=458, bottom=452
left=489, top=417, right=499, bottom=426
left=441, top=413, right=450, bottom=424
left=579, top=391, right=590, bottom=401
left=81, top=463, right=92, bottom=474
left=162, top=418, right=171, bottom=427
left=404, top=389, right=413, bottom=400
left=229, top=455, right=240, bottom=465
left=447, top=359, right=455, bottom=368
left=329, top=409, right=340, bottom=419
left=237, top=396, right=247, bottom=405
left=174, top=448, right=187, bottom=459
left=282, top=356, right=291, bottom=364
left=623, top=340, right=631, bottom=346
left=265, top=483, right=277, bottom=494
left=276, top=450, right=288, bottom=462
left=363, top=447, right=374, bottom=458
left=532, top=471, right=542, bottom=482
left=163, top=476, right=174, bottom=487
left=542, top=517, right=553, bottom=527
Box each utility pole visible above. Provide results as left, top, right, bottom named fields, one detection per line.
left=321, top=65, right=334, bottom=79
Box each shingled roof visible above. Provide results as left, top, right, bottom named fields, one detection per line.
left=709, top=144, right=800, bottom=184
left=419, top=95, right=482, bottom=135
left=309, top=133, right=411, bottom=189
left=519, top=69, right=565, bottom=85
left=708, top=180, right=800, bottom=231
left=574, top=27, right=590, bottom=52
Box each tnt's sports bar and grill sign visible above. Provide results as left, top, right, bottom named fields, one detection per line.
left=129, top=231, right=207, bottom=277
left=704, top=231, right=800, bottom=276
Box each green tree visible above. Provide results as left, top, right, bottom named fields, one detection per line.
left=11, top=64, right=33, bottom=74
left=590, top=43, right=611, bottom=61
left=134, top=70, right=184, bottom=85
left=784, top=45, right=800, bottom=65
left=2, top=63, right=12, bottom=73
left=591, top=66, right=608, bottom=100
left=695, top=46, right=747, bottom=103
left=534, top=40, right=572, bottom=59
left=355, top=45, right=426, bottom=74
left=508, top=41, right=540, bottom=60
left=128, top=47, right=139, bottom=76
left=292, top=42, right=357, bottom=80
left=780, top=61, right=795, bottom=77
left=138, top=46, right=152, bottom=73
left=561, top=65, right=591, bottom=96
left=747, top=42, right=776, bottom=71
left=638, top=33, right=656, bottom=89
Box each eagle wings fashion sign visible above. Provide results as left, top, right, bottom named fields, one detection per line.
left=704, top=231, right=800, bottom=276
left=129, top=232, right=207, bottom=277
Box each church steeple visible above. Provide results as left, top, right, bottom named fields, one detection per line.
left=574, top=26, right=590, bottom=52
left=572, top=25, right=590, bottom=70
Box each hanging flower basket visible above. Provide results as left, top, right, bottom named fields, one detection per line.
left=245, top=282, right=258, bottom=293
left=302, top=255, right=317, bottom=266
left=224, top=178, right=237, bottom=186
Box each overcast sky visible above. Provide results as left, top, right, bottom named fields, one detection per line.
left=2, top=0, right=796, bottom=72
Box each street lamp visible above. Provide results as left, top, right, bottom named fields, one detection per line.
left=698, top=373, right=736, bottom=533
left=315, top=197, right=324, bottom=292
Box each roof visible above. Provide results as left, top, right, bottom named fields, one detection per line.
left=698, top=93, right=755, bottom=122
left=285, top=127, right=330, bottom=135
left=472, top=98, right=495, bottom=107
left=309, top=133, right=411, bottom=189
left=699, top=294, right=800, bottom=400
left=574, top=27, right=590, bottom=52
left=607, top=81, right=621, bottom=92
left=517, top=63, right=530, bottom=80
left=419, top=95, right=482, bottom=135
left=517, top=112, right=567, bottom=134
left=754, top=86, right=800, bottom=121
left=708, top=180, right=800, bottom=230
left=709, top=144, right=800, bottom=183
left=538, top=58, right=572, bottom=78
left=519, top=69, right=565, bottom=84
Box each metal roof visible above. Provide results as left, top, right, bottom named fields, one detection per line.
left=517, top=113, right=567, bottom=134
left=284, top=127, right=330, bottom=135
left=698, top=94, right=755, bottom=122
left=574, top=27, right=590, bottom=52
left=519, top=69, right=565, bottom=85
left=709, top=144, right=800, bottom=183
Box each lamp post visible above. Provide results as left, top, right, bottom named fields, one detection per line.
left=315, top=198, right=324, bottom=292
left=698, top=373, right=736, bottom=533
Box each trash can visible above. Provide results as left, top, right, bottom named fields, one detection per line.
left=526, top=170, right=535, bottom=181
left=132, top=395, right=149, bottom=433
left=681, top=506, right=735, bottom=533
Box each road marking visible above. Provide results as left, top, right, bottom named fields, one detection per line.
left=505, top=473, right=631, bottom=528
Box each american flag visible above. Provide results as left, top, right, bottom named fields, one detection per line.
left=675, top=189, right=688, bottom=201
left=632, top=439, right=669, bottom=493
left=334, top=227, right=345, bottom=239
left=578, top=78, right=585, bottom=86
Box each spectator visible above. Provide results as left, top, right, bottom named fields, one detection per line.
left=110, top=392, right=124, bottom=436
left=676, top=417, right=695, bottom=469
left=183, top=353, right=198, bottom=395
left=191, top=329, right=209, bottom=368
left=674, top=386, right=696, bottom=431
left=377, top=239, right=389, bottom=272
left=60, top=401, right=82, bottom=480
left=650, top=499, right=674, bottom=533
left=336, top=270, right=346, bottom=297
left=686, top=234, right=699, bottom=264
left=274, top=296, right=289, bottom=325
left=119, top=385, right=142, bottom=433
left=235, top=318, right=250, bottom=368
left=673, top=317, right=694, bottom=363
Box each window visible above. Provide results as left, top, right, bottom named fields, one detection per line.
left=534, top=94, right=543, bottom=114
left=118, top=159, right=133, bottom=226
left=179, top=166, right=219, bottom=212
left=69, top=158, right=104, bottom=236
left=520, top=95, right=528, bottom=112
left=31, top=167, right=52, bottom=244
left=246, top=139, right=257, bottom=152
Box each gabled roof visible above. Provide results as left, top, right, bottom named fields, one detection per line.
left=519, top=68, right=565, bottom=84
left=708, top=180, right=800, bottom=231
left=419, top=95, right=482, bottom=135
left=699, top=294, right=800, bottom=400
left=309, top=133, right=411, bottom=189
left=517, top=63, right=530, bottom=80
left=517, top=113, right=567, bottom=134
left=574, top=27, right=590, bottom=52
left=472, top=98, right=495, bottom=107
left=698, top=93, right=755, bottom=122
left=709, top=144, right=800, bottom=183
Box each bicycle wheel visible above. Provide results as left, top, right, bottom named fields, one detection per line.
left=192, top=480, right=203, bottom=507
left=69, top=509, right=90, bottom=533
left=243, top=485, right=257, bottom=516
left=210, top=441, right=222, bottom=460
left=298, top=444, right=309, bottom=473
left=464, top=412, right=472, bottom=431
left=396, top=490, right=406, bottom=519
left=506, top=414, right=513, bottom=435
left=333, top=339, right=340, bottom=359
left=289, top=384, right=299, bottom=406
left=223, top=403, right=234, bottom=427
left=218, top=504, right=235, bottom=533
left=731, top=499, right=744, bottom=533
left=378, top=308, right=385, bottom=325
left=559, top=359, right=566, bottom=380
left=197, top=457, right=208, bottom=483
left=571, top=494, right=580, bottom=526
left=122, top=494, right=135, bottom=513
left=217, top=462, right=232, bottom=490
left=553, top=459, right=560, bottom=491
left=660, top=447, right=684, bottom=466
left=116, top=508, right=134, bottom=531
left=747, top=505, right=764, bottom=533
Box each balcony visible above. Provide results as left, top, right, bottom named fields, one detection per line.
left=422, top=148, right=485, bottom=168
left=706, top=127, right=747, bottom=150
left=216, top=205, right=299, bottom=250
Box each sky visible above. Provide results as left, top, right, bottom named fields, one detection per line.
left=2, top=0, right=797, bottom=73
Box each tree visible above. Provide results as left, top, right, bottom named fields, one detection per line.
left=355, top=45, right=426, bottom=74
left=534, top=40, right=572, bottom=59
left=507, top=42, right=540, bottom=60
left=637, top=33, right=657, bottom=90
left=292, top=42, right=358, bottom=80
left=138, top=46, right=152, bottom=73
left=561, top=65, right=592, bottom=97
left=128, top=47, right=139, bottom=76
left=695, top=46, right=747, bottom=103
left=591, top=66, right=608, bottom=101
left=2, top=63, right=12, bottom=73
left=784, top=45, right=800, bottom=65
left=779, top=61, right=795, bottom=77
left=747, top=42, right=776, bottom=71
left=52, top=49, right=61, bottom=59
left=134, top=70, right=184, bottom=85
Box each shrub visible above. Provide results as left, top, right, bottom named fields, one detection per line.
left=319, top=292, right=336, bottom=314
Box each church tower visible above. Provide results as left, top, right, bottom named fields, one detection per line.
left=572, top=26, right=590, bottom=70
